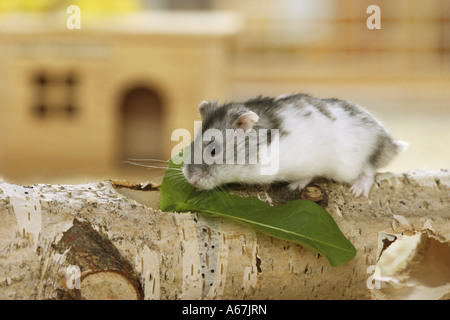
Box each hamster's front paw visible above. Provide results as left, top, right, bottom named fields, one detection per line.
left=288, top=178, right=312, bottom=191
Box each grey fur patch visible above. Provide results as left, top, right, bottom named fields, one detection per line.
left=243, top=96, right=286, bottom=136
left=201, top=106, right=228, bottom=133
left=309, top=98, right=335, bottom=120
left=368, top=134, right=398, bottom=169
left=335, top=99, right=363, bottom=117
left=281, top=93, right=336, bottom=120
left=368, top=136, right=386, bottom=168
left=200, top=96, right=287, bottom=140
left=335, top=99, right=377, bottom=126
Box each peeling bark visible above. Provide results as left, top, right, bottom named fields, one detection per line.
left=0, top=170, right=449, bottom=300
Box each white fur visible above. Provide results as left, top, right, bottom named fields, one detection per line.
left=275, top=103, right=377, bottom=185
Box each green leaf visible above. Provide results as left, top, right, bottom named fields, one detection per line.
left=159, top=157, right=356, bottom=267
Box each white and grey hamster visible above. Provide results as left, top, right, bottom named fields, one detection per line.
left=182, top=93, right=408, bottom=197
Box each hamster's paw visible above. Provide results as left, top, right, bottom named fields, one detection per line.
left=288, top=178, right=312, bottom=191
left=350, top=172, right=374, bottom=198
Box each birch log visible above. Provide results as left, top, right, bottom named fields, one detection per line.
left=0, top=170, right=449, bottom=300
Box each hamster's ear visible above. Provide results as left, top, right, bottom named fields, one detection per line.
left=199, top=100, right=219, bottom=119
left=235, top=111, right=259, bottom=133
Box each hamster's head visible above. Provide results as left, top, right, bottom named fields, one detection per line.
left=183, top=100, right=263, bottom=190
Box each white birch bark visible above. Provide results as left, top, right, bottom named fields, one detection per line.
left=0, top=170, right=449, bottom=299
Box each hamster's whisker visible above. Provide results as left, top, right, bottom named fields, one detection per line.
left=163, top=170, right=184, bottom=180
left=163, top=169, right=184, bottom=178
left=163, top=171, right=187, bottom=185
left=165, top=166, right=183, bottom=172
left=126, top=158, right=169, bottom=163
left=213, top=185, right=240, bottom=211
left=122, top=160, right=168, bottom=169
left=150, top=176, right=164, bottom=182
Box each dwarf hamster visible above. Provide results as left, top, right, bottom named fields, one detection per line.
left=182, top=93, right=408, bottom=197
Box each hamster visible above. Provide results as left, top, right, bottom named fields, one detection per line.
left=182, top=93, right=408, bottom=197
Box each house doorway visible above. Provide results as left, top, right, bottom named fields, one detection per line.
left=119, top=86, right=165, bottom=162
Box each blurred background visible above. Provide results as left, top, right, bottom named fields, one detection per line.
left=0, top=0, right=449, bottom=185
